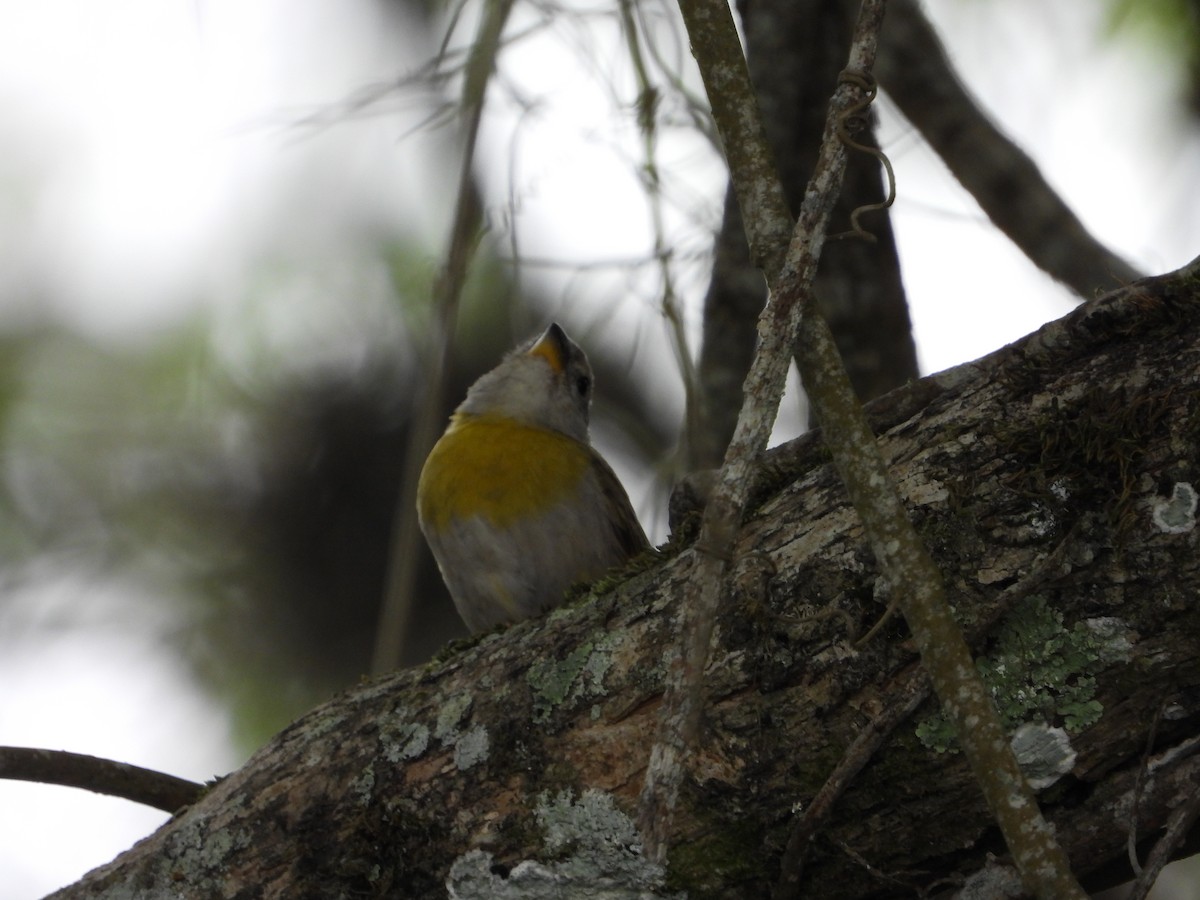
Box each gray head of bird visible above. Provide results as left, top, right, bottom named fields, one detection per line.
left=457, top=323, right=594, bottom=443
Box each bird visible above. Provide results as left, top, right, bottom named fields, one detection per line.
left=417, top=323, right=649, bottom=633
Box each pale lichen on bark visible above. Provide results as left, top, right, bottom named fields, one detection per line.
left=448, top=790, right=679, bottom=900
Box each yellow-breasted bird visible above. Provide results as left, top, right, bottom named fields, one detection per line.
left=417, top=323, right=649, bottom=633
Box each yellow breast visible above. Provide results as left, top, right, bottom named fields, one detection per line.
left=417, top=414, right=592, bottom=531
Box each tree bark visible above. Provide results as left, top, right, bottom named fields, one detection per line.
left=51, top=261, right=1200, bottom=898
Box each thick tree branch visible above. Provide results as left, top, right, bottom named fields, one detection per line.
left=48, top=260, right=1200, bottom=898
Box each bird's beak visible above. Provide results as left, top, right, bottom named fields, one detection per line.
left=526, top=323, right=570, bottom=373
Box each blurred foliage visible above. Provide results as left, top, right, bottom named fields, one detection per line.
left=0, top=234, right=671, bottom=751
left=0, top=0, right=685, bottom=760
left=1108, top=0, right=1200, bottom=113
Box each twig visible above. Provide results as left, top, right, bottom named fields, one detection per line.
left=637, top=0, right=888, bottom=865
left=1127, top=698, right=1167, bottom=876
left=774, top=668, right=931, bottom=899
left=617, top=0, right=703, bottom=466
left=0, top=746, right=203, bottom=814
left=777, top=526, right=1084, bottom=896
left=1125, top=785, right=1200, bottom=900
left=371, top=0, right=515, bottom=674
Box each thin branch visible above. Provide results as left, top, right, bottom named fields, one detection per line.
left=877, top=0, right=1142, bottom=296
left=1124, top=772, right=1200, bottom=900
left=793, top=198, right=1088, bottom=899
left=0, top=746, right=203, bottom=814
left=372, top=0, right=516, bottom=675
left=775, top=668, right=931, bottom=900
left=674, top=3, right=794, bottom=284
left=637, top=0, right=886, bottom=864
left=647, top=0, right=1088, bottom=894
left=776, top=523, right=1085, bottom=897
left=617, top=0, right=702, bottom=463
left=1127, top=698, right=1167, bottom=876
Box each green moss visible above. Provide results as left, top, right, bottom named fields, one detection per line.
left=917, top=595, right=1109, bottom=753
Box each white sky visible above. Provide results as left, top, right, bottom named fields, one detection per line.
left=0, top=0, right=1196, bottom=896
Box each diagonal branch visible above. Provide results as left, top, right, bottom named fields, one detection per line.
left=877, top=0, right=1142, bottom=297
left=1125, top=750, right=1200, bottom=900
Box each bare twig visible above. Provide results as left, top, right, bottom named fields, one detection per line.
left=372, top=0, right=516, bottom=674
left=777, top=525, right=1086, bottom=896
left=1127, top=698, right=1167, bottom=875
left=637, top=0, right=887, bottom=865
left=0, top=746, right=203, bottom=814
left=617, top=0, right=703, bottom=465
left=775, top=668, right=931, bottom=899
left=1125, top=772, right=1200, bottom=900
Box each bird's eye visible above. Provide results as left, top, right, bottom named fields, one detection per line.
left=574, top=374, right=591, bottom=398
